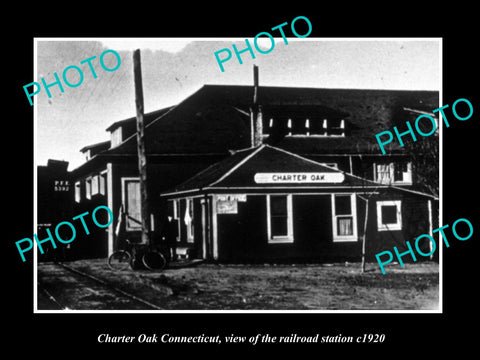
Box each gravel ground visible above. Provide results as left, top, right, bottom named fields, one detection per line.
left=37, top=259, right=439, bottom=311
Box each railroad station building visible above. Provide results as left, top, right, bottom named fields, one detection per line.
left=69, top=68, right=439, bottom=262
left=160, top=144, right=437, bottom=262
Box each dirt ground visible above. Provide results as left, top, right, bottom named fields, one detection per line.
left=38, top=259, right=439, bottom=311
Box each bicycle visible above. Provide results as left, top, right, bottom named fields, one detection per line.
left=108, top=239, right=167, bottom=271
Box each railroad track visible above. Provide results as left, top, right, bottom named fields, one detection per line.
left=37, top=262, right=163, bottom=311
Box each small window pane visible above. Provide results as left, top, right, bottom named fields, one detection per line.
left=270, top=196, right=287, bottom=216
left=394, top=166, right=403, bottom=181
left=381, top=205, right=397, bottom=224
left=335, top=195, right=351, bottom=215
left=271, top=217, right=288, bottom=237
left=393, top=162, right=407, bottom=181
left=290, top=119, right=307, bottom=135
left=268, top=195, right=293, bottom=242
left=337, top=217, right=353, bottom=236
left=377, top=164, right=391, bottom=183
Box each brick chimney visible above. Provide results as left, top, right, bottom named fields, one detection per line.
left=251, top=65, right=263, bottom=147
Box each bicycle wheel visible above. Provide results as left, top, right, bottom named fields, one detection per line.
left=142, top=250, right=167, bottom=271
left=108, top=250, right=132, bottom=271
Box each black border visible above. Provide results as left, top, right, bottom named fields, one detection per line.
left=7, top=6, right=479, bottom=354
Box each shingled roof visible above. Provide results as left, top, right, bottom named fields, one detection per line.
left=72, top=84, right=439, bottom=177
left=102, top=84, right=439, bottom=156
left=160, top=144, right=384, bottom=197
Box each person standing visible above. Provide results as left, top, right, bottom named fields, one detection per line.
left=164, top=216, right=178, bottom=262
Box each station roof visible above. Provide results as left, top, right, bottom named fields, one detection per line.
left=160, top=144, right=383, bottom=197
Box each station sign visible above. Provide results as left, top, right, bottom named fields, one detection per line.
left=254, top=172, right=344, bottom=184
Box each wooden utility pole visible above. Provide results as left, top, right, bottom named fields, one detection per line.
left=133, top=49, right=150, bottom=245
left=251, top=65, right=263, bottom=147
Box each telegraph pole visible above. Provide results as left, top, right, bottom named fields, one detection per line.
left=133, top=49, right=150, bottom=245
left=251, top=65, right=263, bottom=147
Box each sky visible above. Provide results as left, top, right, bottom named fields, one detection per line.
left=34, top=38, right=441, bottom=170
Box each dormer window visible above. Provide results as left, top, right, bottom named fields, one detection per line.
left=111, top=127, right=123, bottom=148
left=263, top=116, right=346, bottom=137
left=80, top=141, right=111, bottom=162
left=84, top=149, right=91, bottom=161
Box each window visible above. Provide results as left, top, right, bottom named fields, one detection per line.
left=75, top=181, right=81, bottom=203
left=264, top=117, right=277, bottom=136
left=375, top=162, right=412, bottom=184
left=376, top=163, right=392, bottom=184
left=377, top=200, right=402, bottom=231
left=305, top=118, right=346, bottom=136
left=304, top=117, right=345, bottom=136
left=271, top=196, right=288, bottom=236
left=324, top=118, right=345, bottom=136
left=393, top=161, right=411, bottom=183
left=267, top=194, right=293, bottom=243
left=263, top=117, right=346, bottom=137
left=85, top=177, right=92, bottom=200
left=331, top=194, right=357, bottom=241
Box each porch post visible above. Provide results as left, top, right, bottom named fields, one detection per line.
left=201, top=197, right=207, bottom=260
left=107, top=162, right=114, bottom=256
left=212, top=195, right=219, bottom=260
